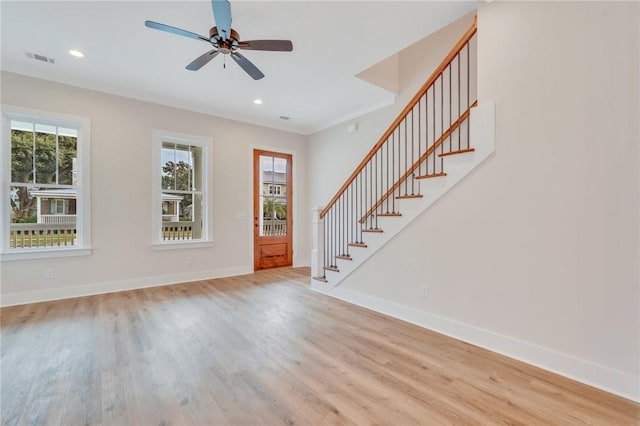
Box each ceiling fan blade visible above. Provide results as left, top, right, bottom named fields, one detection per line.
left=238, top=40, right=293, bottom=52
left=211, top=0, right=232, bottom=41
left=230, top=52, right=265, bottom=80
left=186, top=49, right=220, bottom=71
left=145, top=21, right=210, bottom=43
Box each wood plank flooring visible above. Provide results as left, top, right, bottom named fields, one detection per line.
left=1, top=267, right=638, bottom=425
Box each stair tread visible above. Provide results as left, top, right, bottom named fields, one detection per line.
left=336, top=255, right=352, bottom=261
left=312, top=276, right=328, bottom=283
left=348, top=243, right=368, bottom=248
left=377, top=212, right=401, bottom=217
left=439, top=147, right=475, bottom=157
left=396, top=194, right=423, bottom=199
left=323, top=266, right=339, bottom=272
left=362, top=228, right=384, bottom=233
left=416, top=172, right=447, bottom=179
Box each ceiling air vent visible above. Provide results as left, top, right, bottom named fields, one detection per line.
left=279, top=115, right=291, bottom=121
left=26, top=52, right=55, bottom=64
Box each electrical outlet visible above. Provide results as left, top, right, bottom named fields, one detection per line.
left=184, top=256, right=192, bottom=265
left=45, top=269, right=54, bottom=279
left=421, top=284, right=429, bottom=300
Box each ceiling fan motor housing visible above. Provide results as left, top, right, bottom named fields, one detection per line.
left=210, top=26, right=240, bottom=54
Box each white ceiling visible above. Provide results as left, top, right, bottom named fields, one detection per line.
left=1, top=1, right=476, bottom=134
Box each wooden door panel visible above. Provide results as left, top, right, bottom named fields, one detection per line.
left=258, top=242, right=290, bottom=269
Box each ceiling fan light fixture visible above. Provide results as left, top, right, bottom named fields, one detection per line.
left=253, top=99, right=263, bottom=105
left=69, top=49, right=84, bottom=58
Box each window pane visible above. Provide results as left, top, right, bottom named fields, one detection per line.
left=35, top=130, right=56, bottom=184
left=160, top=192, right=181, bottom=221
left=174, top=145, right=192, bottom=191
left=11, top=120, right=33, bottom=132
left=261, top=156, right=275, bottom=185
left=8, top=186, right=78, bottom=249
left=161, top=143, right=200, bottom=192
left=58, top=127, right=78, bottom=138
left=34, top=123, right=57, bottom=135
left=11, top=129, right=34, bottom=184
left=58, top=135, right=77, bottom=185
left=161, top=144, right=176, bottom=190
left=273, top=157, right=287, bottom=175
left=159, top=192, right=202, bottom=240
left=190, top=145, right=201, bottom=191
left=9, top=186, right=37, bottom=224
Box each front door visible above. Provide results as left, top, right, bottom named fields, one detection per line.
left=253, top=150, right=293, bottom=270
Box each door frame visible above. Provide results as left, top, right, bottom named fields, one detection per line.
left=252, top=148, right=294, bottom=271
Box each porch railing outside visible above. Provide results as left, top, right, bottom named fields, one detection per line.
left=262, top=219, right=287, bottom=236
left=162, top=221, right=194, bottom=241
left=40, top=214, right=77, bottom=225
left=9, top=223, right=77, bottom=248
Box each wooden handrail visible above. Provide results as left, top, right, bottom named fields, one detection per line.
left=320, top=16, right=477, bottom=219
left=359, top=101, right=477, bottom=223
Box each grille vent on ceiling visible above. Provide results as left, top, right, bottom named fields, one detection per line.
left=26, top=52, right=55, bottom=64
left=279, top=115, right=291, bottom=121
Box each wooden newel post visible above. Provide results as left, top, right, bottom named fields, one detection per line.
left=311, top=206, right=324, bottom=278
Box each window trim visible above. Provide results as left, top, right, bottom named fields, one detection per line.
left=151, top=129, right=212, bottom=248
left=1, top=105, right=91, bottom=261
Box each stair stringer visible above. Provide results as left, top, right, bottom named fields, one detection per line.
left=312, top=101, right=495, bottom=294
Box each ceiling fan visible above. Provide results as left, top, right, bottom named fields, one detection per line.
left=145, top=0, right=293, bottom=80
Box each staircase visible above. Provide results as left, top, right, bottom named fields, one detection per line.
left=311, top=17, right=495, bottom=291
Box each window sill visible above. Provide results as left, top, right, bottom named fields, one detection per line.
left=151, top=241, right=214, bottom=251
left=0, top=247, right=92, bottom=262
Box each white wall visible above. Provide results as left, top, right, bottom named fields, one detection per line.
left=309, top=2, right=639, bottom=401
left=1, top=71, right=309, bottom=305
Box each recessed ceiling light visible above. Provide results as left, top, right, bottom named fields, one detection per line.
left=69, top=49, right=84, bottom=58
left=253, top=99, right=263, bottom=105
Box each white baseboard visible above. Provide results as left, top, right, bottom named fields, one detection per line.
left=312, top=285, right=640, bottom=403
left=0, top=265, right=253, bottom=307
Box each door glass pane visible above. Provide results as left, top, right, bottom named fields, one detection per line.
left=259, top=155, right=288, bottom=237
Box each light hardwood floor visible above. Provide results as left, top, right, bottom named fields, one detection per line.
left=1, top=267, right=638, bottom=425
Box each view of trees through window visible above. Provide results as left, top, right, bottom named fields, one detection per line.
left=10, top=122, right=77, bottom=223
left=7, top=120, right=79, bottom=249
left=160, top=141, right=203, bottom=240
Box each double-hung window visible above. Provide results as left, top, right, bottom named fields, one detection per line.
left=151, top=130, right=211, bottom=248
left=1, top=106, right=91, bottom=260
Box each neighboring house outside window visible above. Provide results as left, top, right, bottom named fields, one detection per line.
left=267, top=184, right=282, bottom=195
left=1, top=106, right=91, bottom=260
left=151, top=130, right=211, bottom=248
left=262, top=170, right=287, bottom=220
